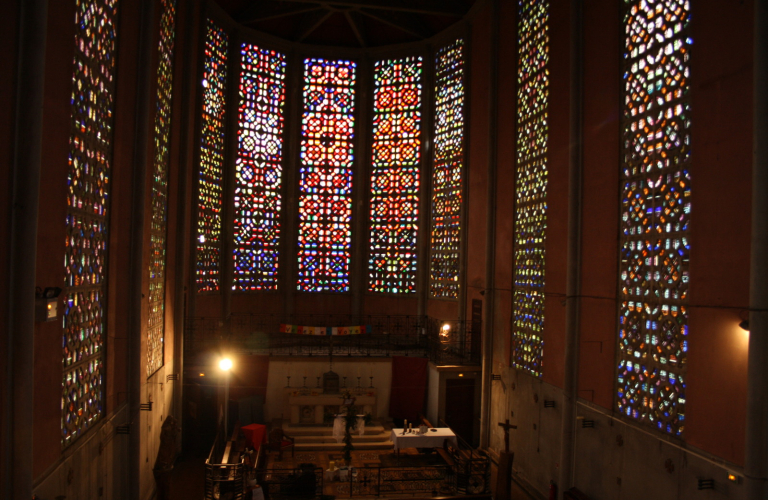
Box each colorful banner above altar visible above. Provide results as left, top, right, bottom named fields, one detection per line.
left=279, top=324, right=372, bottom=336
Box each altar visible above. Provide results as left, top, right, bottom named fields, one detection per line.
left=286, top=393, right=376, bottom=424
left=283, top=370, right=378, bottom=424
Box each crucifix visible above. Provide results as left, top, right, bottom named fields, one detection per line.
left=496, top=418, right=517, bottom=500
left=498, top=418, right=517, bottom=454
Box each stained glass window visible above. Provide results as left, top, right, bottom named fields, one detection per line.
left=617, top=0, right=691, bottom=436
left=147, top=0, right=176, bottom=377
left=512, top=0, right=549, bottom=377
left=62, top=0, right=118, bottom=447
left=196, top=20, right=228, bottom=292
left=429, top=39, right=465, bottom=299
left=297, top=58, right=357, bottom=292
left=369, top=57, right=423, bottom=294
left=233, top=44, right=286, bottom=291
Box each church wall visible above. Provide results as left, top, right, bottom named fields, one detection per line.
left=577, top=0, right=621, bottom=413
left=362, top=295, right=419, bottom=317
left=292, top=293, right=353, bottom=316
left=465, top=1, right=491, bottom=315
left=683, top=0, right=753, bottom=466
left=25, top=0, right=191, bottom=497
left=504, top=374, right=563, bottom=497
left=540, top=0, right=573, bottom=391
left=32, top=405, right=131, bottom=500
left=487, top=0, right=755, bottom=498
left=32, top=0, right=81, bottom=478
left=264, top=358, right=392, bottom=422
left=0, top=0, right=19, bottom=490
left=572, top=401, right=747, bottom=500
left=493, top=0, right=517, bottom=369
left=426, top=298, right=458, bottom=321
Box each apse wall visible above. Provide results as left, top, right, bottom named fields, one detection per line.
left=190, top=2, right=487, bottom=326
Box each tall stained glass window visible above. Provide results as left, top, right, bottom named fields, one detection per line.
left=62, top=0, right=118, bottom=447
left=147, top=0, right=176, bottom=377
left=512, top=0, right=549, bottom=377
left=617, top=0, right=691, bottom=435
left=297, top=58, right=357, bottom=292
left=429, top=39, right=465, bottom=299
left=369, top=57, right=423, bottom=294
left=233, top=44, right=286, bottom=291
left=196, top=20, right=228, bottom=292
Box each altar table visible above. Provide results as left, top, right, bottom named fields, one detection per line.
left=390, top=427, right=457, bottom=452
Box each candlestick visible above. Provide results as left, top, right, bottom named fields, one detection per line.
left=356, top=376, right=362, bottom=388
left=369, top=376, right=374, bottom=388
left=316, top=376, right=321, bottom=388
left=303, top=376, right=307, bottom=387
left=342, top=376, right=347, bottom=388
left=286, top=376, right=291, bottom=387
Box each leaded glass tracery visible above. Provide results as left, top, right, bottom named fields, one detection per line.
left=617, top=0, right=691, bottom=436
left=233, top=44, right=286, bottom=291
left=512, top=0, right=549, bottom=377
left=62, top=0, right=118, bottom=447
left=429, top=39, right=465, bottom=299
left=147, top=0, right=176, bottom=377
left=369, top=56, right=423, bottom=294
left=196, top=20, right=228, bottom=292
left=297, top=58, right=357, bottom=292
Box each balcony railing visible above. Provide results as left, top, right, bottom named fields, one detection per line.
left=185, top=314, right=481, bottom=366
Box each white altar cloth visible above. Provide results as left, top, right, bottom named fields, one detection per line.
left=390, top=427, right=458, bottom=451
left=332, top=415, right=366, bottom=443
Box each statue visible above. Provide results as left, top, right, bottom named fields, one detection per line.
left=153, top=415, right=179, bottom=500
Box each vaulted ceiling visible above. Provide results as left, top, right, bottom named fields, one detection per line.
left=213, top=0, right=478, bottom=47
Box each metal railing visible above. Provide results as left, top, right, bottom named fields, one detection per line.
left=336, top=464, right=456, bottom=498
left=205, top=413, right=246, bottom=500
left=438, top=419, right=491, bottom=495
left=185, top=314, right=481, bottom=366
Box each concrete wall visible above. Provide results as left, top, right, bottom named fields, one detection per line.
left=265, top=358, right=393, bottom=422
left=32, top=405, right=130, bottom=500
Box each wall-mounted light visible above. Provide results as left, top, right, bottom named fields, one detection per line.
left=35, top=287, right=61, bottom=322
left=458, top=373, right=464, bottom=377
left=739, top=320, right=749, bottom=331
left=219, top=358, right=233, bottom=371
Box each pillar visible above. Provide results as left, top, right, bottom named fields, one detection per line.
left=558, top=0, right=584, bottom=493
left=745, top=0, right=768, bottom=498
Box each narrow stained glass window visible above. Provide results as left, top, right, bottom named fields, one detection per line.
left=617, top=0, right=691, bottom=436
left=196, top=19, right=228, bottom=292
left=429, top=39, right=465, bottom=299
left=512, top=0, right=549, bottom=377
left=147, top=0, right=176, bottom=377
left=233, top=44, right=286, bottom=291
left=62, top=0, right=119, bottom=447
left=369, top=56, right=423, bottom=294
left=297, top=58, right=357, bottom=292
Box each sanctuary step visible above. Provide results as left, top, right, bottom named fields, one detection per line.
left=283, top=422, right=394, bottom=451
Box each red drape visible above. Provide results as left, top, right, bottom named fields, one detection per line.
left=388, top=356, right=428, bottom=421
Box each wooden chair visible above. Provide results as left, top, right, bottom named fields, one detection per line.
left=265, top=428, right=295, bottom=460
